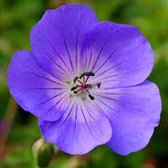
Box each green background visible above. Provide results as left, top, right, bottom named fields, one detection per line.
left=0, top=0, right=168, bottom=167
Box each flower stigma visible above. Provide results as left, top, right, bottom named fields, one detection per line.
left=70, top=71, right=101, bottom=100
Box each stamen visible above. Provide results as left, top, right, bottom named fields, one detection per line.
left=97, top=82, right=101, bottom=89
left=70, top=71, right=100, bottom=100
left=85, top=84, right=92, bottom=89
left=73, top=77, right=79, bottom=84
left=77, top=79, right=83, bottom=85
left=74, top=90, right=78, bottom=94
left=71, top=85, right=79, bottom=91
left=79, top=71, right=95, bottom=79
left=74, top=87, right=83, bottom=94
left=85, top=89, right=94, bottom=101
left=89, top=94, right=95, bottom=100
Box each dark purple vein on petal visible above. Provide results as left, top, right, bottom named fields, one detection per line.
left=96, top=57, right=136, bottom=77
left=48, top=41, right=72, bottom=75
left=75, top=31, right=79, bottom=71
left=87, top=41, right=95, bottom=70
left=98, top=69, right=139, bottom=82
left=94, top=47, right=120, bottom=74
left=96, top=95, right=146, bottom=113
left=91, top=41, right=106, bottom=71
left=47, top=94, right=67, bottom=112
left=73, top=103, right=78, bottom=138
left=80, top=103, right=93, bottom=137
left=39, top=91, right=65, bottom=105
left=40, top=94, right=67, bottom=120
left=63, top=37, right=75, bottom=73
left=98, top=93, right=144, bottom=112
left=61, top=99, right=76, bottom=127
left=31, top=57, right=64, bottom=83
left=30, top=87, right=64, bottom=90
left=94, top=91, right=135, bottom=96
left=38, top=33, right=69, bottom=76
left=30, top=72, right=63, bottom=86
left=84, top=105, right=103, bottom=135
left=95, top=93, right=120, bottom=102
left=33, top=29, right=68, bottom=76
left=94, top=41, right=130, bottom=74
left=95, top=98, right=116, bottom=112
left=98, top=96, right=143, bottom=112
left=94, top=102, right=113, bottom=121
left=43, top=50, right=67, bottom=76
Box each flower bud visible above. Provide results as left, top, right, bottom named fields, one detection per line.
left=32, top=138, right=54, bottom=167
left=37, top=142, right=54, bottom=167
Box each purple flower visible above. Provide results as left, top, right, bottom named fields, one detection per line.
left=7, top=4, right=161, bottom=155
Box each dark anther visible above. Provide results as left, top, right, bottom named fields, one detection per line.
left=85, top=84, right=92, bottom=89
left=73, top=77, right=79, bottom=84
left=88, top=94, right=95, bottom=100
left=74, top=91, right=78, bottom=94
left=71, top=85, right=79, bottom=91
left=97, top=82, right=101, bottom=89
left=79, top=72, right=95, bottom=79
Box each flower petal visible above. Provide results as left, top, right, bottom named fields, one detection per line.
left=39, top=99, right=112, bottom=155
left=81, top=22, right=154, bottom=88
left=105, top=81, right=161, bottom=155
left=30, top=4, right=98, bottom=78
left=7, top=51, right=69, bottom=120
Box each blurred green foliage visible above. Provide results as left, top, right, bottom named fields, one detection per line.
left=0, top=0, right=168, bottom=168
